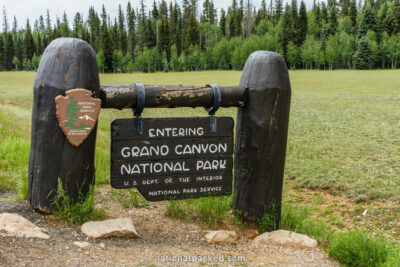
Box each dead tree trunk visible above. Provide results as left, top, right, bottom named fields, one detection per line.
left=28, top=38, right=100, bottom=213
left=233, top=51, right=291, bottom=227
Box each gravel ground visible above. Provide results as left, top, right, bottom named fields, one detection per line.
left=0, top=189, right=338, bottom=267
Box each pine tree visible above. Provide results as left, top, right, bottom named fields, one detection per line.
left=201, top=0, right=211, bottom=23
left=46, top=9, right=52, bottom=32
left=15, top=35, right=23, bottom=64
left=145, top=17, right=157, bottom=48
left=73, top=12, right=82, bottom=38
left=392, top=0, right=400, bottom=34
left=152, top=0, right=159, bottom=20
left=158, top=1, right=171, bottom=62
left=229, top=0, right=238, bottom=37
left=118, top=5, right=127, bottom=54
left=208, top=1, right=216, bottom=24
left=0, top=35, right=4, bottom=70
left=274, top=0, right=283, bottom=24
left=3, top=8, right=14, bottom=70
left=24, top=19, right=35, bottom=61
left=169, top=2, right=177, bottom=46
left=281, top=4, right=291, bottom=58
left=382, top=6, right=397, bottom=36
left=39, top=15, right=45, bottom=33
left=2, top=7, right=9, bottom=33
left=298, top=1, right=308, bottom=46
left=341, top=0, right=350, bottom=17
left=261, top=0, right=267, bottom=20
left=236, top=0, right=244, bottom=36
left=314, top=2, right=321, bottom=38
left=137, top=0, right=147, bottom=50
left=358, top=5, right=378, bottom=37
left=175, top=8, right=183, bottom=55
left=290, top=0, right=299, bottom=42
left=353, top=35, right=373, bottom=69
left=328, top=0, right=338, bottom=35
left=36, top=33, right=42, bottom=55
left=185, top=10, right=199, bottom=48
left=243, top=0, right=254, bottom=38
left=349, top=0, right=358, bottom=28
left=60, top=12, right=70, bottom=36
left=321, top=2, right=328, bottom=23
left=127, top=2, right=136, bottom=59
left=220, top=9, right=226, bottom=37
left=100, top=5, right=113, bottom=72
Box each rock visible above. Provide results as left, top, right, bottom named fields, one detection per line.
left=0, top=213, right=49, bottom=239
left=205, top=230, right=237, bottom=244
left=252, top=230, right=317, bottom=248
left=73, top=241, right=90, bottom=248
left=81, top=217, right=139, bottom=238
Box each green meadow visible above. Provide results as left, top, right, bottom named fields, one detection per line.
left=0, top=70, right=399, bottom=239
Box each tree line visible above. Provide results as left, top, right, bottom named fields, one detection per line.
left=1, top=0, right=400, bottom=72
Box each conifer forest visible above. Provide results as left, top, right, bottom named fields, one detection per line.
left=1, top=0, right=400, bottom=72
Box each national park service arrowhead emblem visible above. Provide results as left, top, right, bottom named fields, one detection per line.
left=55, top=89, right=101, bottom=147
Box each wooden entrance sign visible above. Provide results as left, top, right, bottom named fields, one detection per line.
left=110, top=117, right=234, bottom=201
left=29, top=37, right=291, bottom=229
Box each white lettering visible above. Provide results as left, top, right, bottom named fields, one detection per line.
left=121, top=147, right=130, bottom=158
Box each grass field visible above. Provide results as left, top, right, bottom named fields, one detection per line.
left=0, top=70, right=399, bottom=241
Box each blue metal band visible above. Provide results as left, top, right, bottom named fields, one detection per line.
left=133, top=83, right=145, bottom=117
left=133, top=83, right=145, bottom=135
left=205, top=84, right=221, bottom=116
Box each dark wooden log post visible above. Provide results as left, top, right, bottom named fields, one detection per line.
left=233, top=51, right=291, bottom=227
left=28, top=38, right=100, bottom=213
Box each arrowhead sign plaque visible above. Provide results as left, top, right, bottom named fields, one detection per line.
left=55, top=89, right=101, bottom=147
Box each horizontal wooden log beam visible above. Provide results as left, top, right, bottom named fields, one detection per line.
left=99, top=84, right=247, bottom=109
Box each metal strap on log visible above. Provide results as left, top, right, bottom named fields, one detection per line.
left=99, top=84, right=247, bottom=109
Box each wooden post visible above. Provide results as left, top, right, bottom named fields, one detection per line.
left=233, top=51, right=291, bottom=227
left=28, top=38, right=100, bottom=213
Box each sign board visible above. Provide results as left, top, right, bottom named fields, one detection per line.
left=110, top=117, right=234, bottom=201
left=55, top=89, right=101, bottom=147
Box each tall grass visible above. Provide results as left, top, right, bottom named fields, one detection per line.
left=328, top=230, right=389, bottom=267
left=54, top=178, right=104, bottom=224
left=0, top=134, right=29, bottom=196
left=166, top=195, right=232, bottom=228
left=110, top=188, right=148, bottom=208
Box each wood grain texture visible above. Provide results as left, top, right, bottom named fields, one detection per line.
left=28, top=37, right=100, bottom=213
left=233, top=51, right=291, bottom=226
left=100, top=85, right=246, bottom=109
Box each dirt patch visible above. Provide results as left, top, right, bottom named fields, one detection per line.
left=0, top=187, right=338, bottom=266
left=284, top=179, right=400, bottom=240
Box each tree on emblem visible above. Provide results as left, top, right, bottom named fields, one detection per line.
left=65, top=96, right=79, bottom=129
left=65, top=96, right=90, bottom=130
